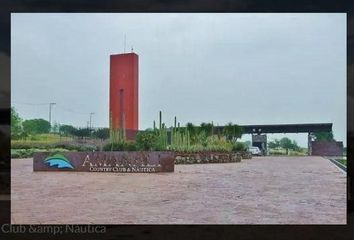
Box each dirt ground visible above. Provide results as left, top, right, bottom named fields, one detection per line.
left=11, top=156, right=346, bottom=224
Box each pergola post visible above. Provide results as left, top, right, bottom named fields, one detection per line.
left=308, top=132, right=313, bottom=155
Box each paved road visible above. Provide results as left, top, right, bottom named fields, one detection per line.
left=11, top=156, right=346, bottom=224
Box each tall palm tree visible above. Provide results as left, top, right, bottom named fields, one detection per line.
left=200, top=122, right=213, bottom=136
left=233, top=124, right=243, bottom=141
left=223, top=122, right=235, bottom=141
left=186, top=122, right=197, bottom=144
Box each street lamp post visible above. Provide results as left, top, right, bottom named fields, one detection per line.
left=89, top=112, right=95, bottom=130
left=49, top=102, right=56, bottom=131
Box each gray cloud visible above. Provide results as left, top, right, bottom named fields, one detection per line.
left=11, top=13, right=346, bottom=146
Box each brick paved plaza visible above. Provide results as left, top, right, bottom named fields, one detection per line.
left=11, top=156, right=346, bottom=224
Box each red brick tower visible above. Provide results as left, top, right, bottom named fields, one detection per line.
left=109, top=53, right=138, bottom=130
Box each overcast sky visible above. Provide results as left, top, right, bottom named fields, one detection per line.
left=11, top=13, right=346, bottom=147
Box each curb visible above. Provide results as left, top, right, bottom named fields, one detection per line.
left=326, top=157, right=347, bottom=172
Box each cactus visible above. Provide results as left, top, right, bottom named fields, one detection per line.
left=152, top=111, right=168, bottom=150
left=109, top=111, right=126, bottom=151
left=122, top=112, right=126, bottom=140
left=150, top=112, right=236, bottom=153
left=159, top=111, right=162, bottom=130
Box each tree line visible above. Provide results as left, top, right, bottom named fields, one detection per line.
left=268, top=132, right=334, bottom=154
left=267, top=137, right=301, bottom=154
left=11, top=107, right=110, bottom=140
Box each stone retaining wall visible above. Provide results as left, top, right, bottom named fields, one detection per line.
left=175, top=151, right=251, bottom=164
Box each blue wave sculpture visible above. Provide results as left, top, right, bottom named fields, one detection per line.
left=44, top=153, right=74, bottom=169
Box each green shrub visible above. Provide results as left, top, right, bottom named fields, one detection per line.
left=11, top=148, right=71, bottom=158
left=11, top=141, right=99, bottom=152
left=103, top=142, right=125, bottom=151
left=92, top=128, right=110, bottom=140
left=11, top=141, right=50, bottom=149
left=269, top=149, right=285, bottom=155
left=51, top=142, right=77, bottom=150
left=288, top=150, right=307, bottom=156
left=125, top=141, right=138, bottom=151
left=102, top=141, right=138, bottom=151
left=22, top=119, right=51, bottom=135
left=11, top=151, right=21, bottom=158
left=136, top=130, right=158, bottom=151
left=205, top=135, right=233, bottom=152
left=52, top=142, right=98, bottom=151
left=232, top=142, right=247, bottom=151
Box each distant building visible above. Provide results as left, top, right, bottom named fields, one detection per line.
left=109, top=53, right=139, bottom=131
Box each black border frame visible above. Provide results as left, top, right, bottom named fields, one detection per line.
left=1, top=0, right=353, bottom=239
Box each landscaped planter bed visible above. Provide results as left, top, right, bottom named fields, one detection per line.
left=33, top=150, right=252, bottom=172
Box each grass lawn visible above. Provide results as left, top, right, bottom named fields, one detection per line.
left=11, top=133, right=74, bottom=145
left=268, top=148, right=307, bottom=156
left=336, top=158, right=347, bottom=166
